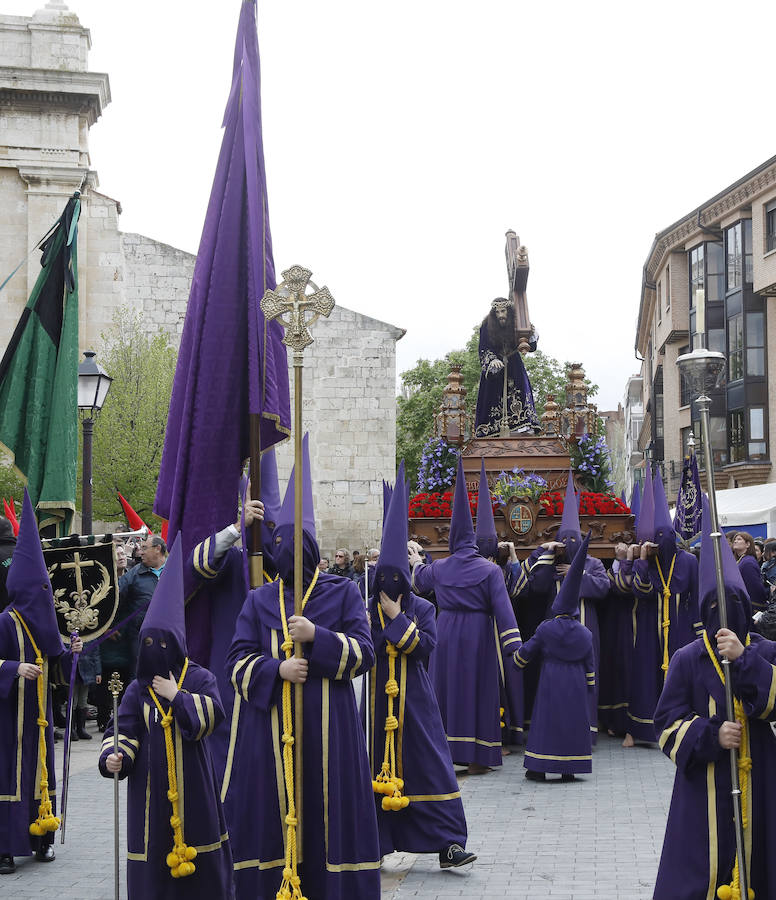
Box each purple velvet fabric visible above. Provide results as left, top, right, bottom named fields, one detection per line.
left=413, top=557, right=522, bottom=767
left=369, top=593, right=467, bottom=854
left=155, top=0, right=290, bottom=559
left=653, top=635, right=776, bottom=899
left=223, top=574, right=380, bottom=899
left=516, top=616, right=595, bottom=774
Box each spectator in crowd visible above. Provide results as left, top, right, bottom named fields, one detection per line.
left=761, top=540, right=776, bottom=593
left=0, top=516, right=16, bottom=612
left=70, top=641, right=101, bottom=741
left=318, top=556, right=329, bottom=572
left=731, top=530, right=769, bottom=613
left=330, top=548, right=355, bottom=580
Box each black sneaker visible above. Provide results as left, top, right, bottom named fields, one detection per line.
left=524, top=770, right=546, bottom=782
left=439, top=844, right=477, bottom=868
left=0, top=855, right=15, bottom=875
left=35, top=845, right=55, bottom=863
left=561, top=773, right=577, bottom=783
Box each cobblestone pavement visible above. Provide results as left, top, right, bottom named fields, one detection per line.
left=0, top=727, right=673, bottom=900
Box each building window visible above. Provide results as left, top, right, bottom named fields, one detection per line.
left=744, top=219, right=753, bottom=284
left=690, top=245, right=704, bottom=345
left=728, top=313, right=743, bottom=381
left=766, top=200, right=776, bottom=252
left=727, top=223, right=743, bottom=291
left=694, top=416, right=728, bottom=468
left=728, top=409, right=745, bottom=463
left=654, top=367, right=664, bottom=440
left=665, top=265, right=670, bottom=310
left=679, top=344, right=691, bottom=406
left=707, top=242, right=724, bottom=302
left=657, top=283, right=662, bottom=324
left=746, top=311, right=765, bottom=376
left=749, top=407, right=767, bottom=459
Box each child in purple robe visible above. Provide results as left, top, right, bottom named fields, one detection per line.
left=99, top=536, right=234, bottom=900
left=223, top=435, right=380, bottom=900
left=369, top=465, right=474, bottom=869
left=409, top=457, right=522, bottom=775
left=0, top=490, right=81, bottom=875
left=653, top=501, right=776, bottom=900
left=515, top=531, right=595, bottom=781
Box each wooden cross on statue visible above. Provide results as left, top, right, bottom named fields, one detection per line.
left=504, top=230, right=533, bottom=355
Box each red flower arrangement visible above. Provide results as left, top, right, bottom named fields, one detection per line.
left=409, top=491, right=630, bottom=519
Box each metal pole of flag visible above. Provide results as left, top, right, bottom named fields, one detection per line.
left=261, top=265, right=335, bottom=884
left=677, top=346, right=749, bottom=900
left=109, top=671, right=124, bottom=900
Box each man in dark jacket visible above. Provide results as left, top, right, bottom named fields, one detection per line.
left=0, top=517, right=16, bottom=611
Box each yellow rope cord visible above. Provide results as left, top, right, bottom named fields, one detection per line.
left=147, top=658, right=195, bottom=879
left=372, top=604, right=409, bottom=811
left=656, top=554, right=677, bottom=677
left=14, top=610, right=60, bottom=837
left=702, top=631, right=754, bottom=900
left=276, top=567, right=319, bottom=900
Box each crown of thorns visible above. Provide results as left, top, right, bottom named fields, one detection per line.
left=491, top=298, right=513, bottom=310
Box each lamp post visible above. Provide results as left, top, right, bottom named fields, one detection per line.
left=77, top=350, right=112, bottom=535
left=676, top=345, right=749, bottom=899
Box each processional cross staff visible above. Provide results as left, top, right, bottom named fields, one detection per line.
left=108, top=671, right=124, bottom=900
left=59, top=550, right=96, bottom=842
left=261, top=264, right=334, bottom=893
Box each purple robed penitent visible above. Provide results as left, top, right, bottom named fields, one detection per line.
left=0, top=489, right=67, bottom=858
left=154, top=0, right=290, bottom=660
left=99, top=537, right=234, bottom=899
left=223, top=575, right=380, bottom=900
left=413, top=458, right=522, bottom=767
left=515, top=532, right=595, bottom=774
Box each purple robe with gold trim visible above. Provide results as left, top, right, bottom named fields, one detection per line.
left=98, top=662, right=234, bottom=900
left=515, top=616, right=594, bottom=774
left=413, top=554, right=522, bottom=768
left=223, top=574, right=380, bottom=900
left=369, top=593, right=466, bottom=855
left=653, top=635, right=776, bottom=899
left=0, top=609, right=59, bottom=857
left=596, top=567, right=632, bottom=735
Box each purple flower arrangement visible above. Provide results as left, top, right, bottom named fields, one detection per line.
left=492, top=467, right=548, bottom=503
left=416, top=437, right=460, bottom=493
left=570, top=433, right=615, bottom=493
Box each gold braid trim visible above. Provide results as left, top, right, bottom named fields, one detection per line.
left=702, top=631, right=754, bottom=900
left=276, top=568, right=318, bottom=900
left=14, top=610, right=60, bottom=837
left=372, top=605, right=409, bottom=812
left=656, top=555, right=677, bottom=678
left=147, top=658, right=196, bottom=879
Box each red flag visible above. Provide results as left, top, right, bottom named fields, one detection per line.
left=160, top=519, right=168, bottom=542
left=117, top=493, right=148, bottom=533
left=3, top=498, right=19, bottom=536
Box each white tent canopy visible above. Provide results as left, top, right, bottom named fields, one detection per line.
left=715, top=482, right=776, bottom=538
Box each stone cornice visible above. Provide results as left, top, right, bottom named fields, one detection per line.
left=18, top=165, right=96, bottom=196
left=0, top=66, right=110, bottom=121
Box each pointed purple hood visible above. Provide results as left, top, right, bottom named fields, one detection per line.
left=260, top=447, right=282, bottom=529
left=475, top=459, right=498, bottom=559
left=652, top=470, right=677, bottom=565
left=635, top=465, right=654, bottom=543
left=273, top=432, right=320, bottom=586
left=382, top=480, right=393, bottom=527
left=699, top=495, right=750, bottom=642
left=631, top=481, right=642, bottom=528
left=6, top=489, right=62, bottom=657
left=558, top=469, right=583, bottom=561
left=375, top=463, right=411, bottom=603
left=449, top=456, right=476, bottom=554
left=136, top=535, right=187, bottom=685
left=551, top=530, right=592, bottom=617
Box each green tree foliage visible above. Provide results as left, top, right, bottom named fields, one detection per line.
left=0, top=456, right=24, bottom=514
left=397, top=325, right=599, bottom=488
left=85, top=309, right=177, bottom=526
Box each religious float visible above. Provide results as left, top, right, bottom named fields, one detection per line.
left=408, top=231, right=634, bottom=559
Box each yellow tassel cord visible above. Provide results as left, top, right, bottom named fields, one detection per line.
left=702, top=632, right=755, bottom=900
left=372, top=605, right=409, bottom=812
left=276, top=567, right=319, bottom=900
left=14, top=610, right=60, bottom=837
left=656, top=555, right=677, bottom=678
left=147, top=658, right=197, bottom=879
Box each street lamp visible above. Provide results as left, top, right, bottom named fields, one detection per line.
left=77, top=350, right=112, bottom=535
left=675, top=345, right=749, bottom=897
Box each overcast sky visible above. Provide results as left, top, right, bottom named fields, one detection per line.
left=8, top=0, right=776, bottom=408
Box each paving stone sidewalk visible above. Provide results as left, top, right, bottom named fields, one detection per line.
left=0, top=728, right=673, bottom=900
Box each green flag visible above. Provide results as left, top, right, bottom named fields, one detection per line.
left=0, top=194, right=80, bottom=534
